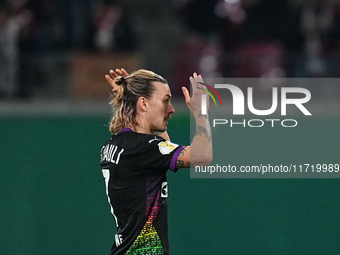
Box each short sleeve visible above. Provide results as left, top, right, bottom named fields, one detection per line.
left=138, top=139, right=186, bottom=174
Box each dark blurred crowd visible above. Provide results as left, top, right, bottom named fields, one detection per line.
left=1, top=0, right=340, bottom=99
left=171, top=0, right=340, bottom=94
left=0, top=0, right=136, bottom=99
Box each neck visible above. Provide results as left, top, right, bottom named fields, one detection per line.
left=135, top=124, right=151, bottom=134
left=133, top=115, right=152, bottom=134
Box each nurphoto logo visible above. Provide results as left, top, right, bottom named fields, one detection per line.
left=200, top=83, right=312, bottom=128
left=197, top=82, right=222, bottom=115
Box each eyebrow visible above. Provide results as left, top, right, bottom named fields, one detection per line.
left=164, top=94, right=172, bottom=99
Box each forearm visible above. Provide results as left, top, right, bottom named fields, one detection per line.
left=175, top=72, right=213, bottom=169
left=189, top=112, right=212, bottom=166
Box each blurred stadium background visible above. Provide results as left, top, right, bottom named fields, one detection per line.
left=1, top=0, right=340, bottom=254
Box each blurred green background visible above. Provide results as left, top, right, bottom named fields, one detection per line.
left=1, top=113, right=340, bottom=255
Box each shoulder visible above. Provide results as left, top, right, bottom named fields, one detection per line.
left=126, top=132, right=182, bottom=156
left=108, top=131, right=164, bottom=149
left=103, top=131, right=183, bottom=155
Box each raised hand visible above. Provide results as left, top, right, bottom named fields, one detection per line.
left=182, top=72, right=209, bottom=116
left=177, top=72, right=213, bottom=169
left=105, top=68, right=129, bottom=93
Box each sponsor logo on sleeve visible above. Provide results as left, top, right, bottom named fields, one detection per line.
left=158, top=141, right=179, bottom=155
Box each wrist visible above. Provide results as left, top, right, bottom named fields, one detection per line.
left=192, top=111, right=208, bottom=118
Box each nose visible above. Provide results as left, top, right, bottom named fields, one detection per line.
left=168, top=103, right=175, bottom=114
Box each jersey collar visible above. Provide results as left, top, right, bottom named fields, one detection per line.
left=118, top=128, right=132, bottom=133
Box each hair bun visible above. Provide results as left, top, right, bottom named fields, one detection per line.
left=116, top=76, right=125, bottom=86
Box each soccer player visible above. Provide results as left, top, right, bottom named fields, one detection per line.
left=100, top=68, right=212, bottom=254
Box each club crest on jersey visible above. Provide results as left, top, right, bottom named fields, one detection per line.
left=158, top=141, right=179, bottom=155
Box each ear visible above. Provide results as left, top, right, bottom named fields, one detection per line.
left=137, top=97, right=148, bottom=112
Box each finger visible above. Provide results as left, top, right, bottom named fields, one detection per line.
left=193, top=73, right=198, bottom=81
left=105, top=74, right=120, bottom=93
left=105, top=74, right=114, bottom=83
left=190, top=76, right=200, bottom=92
left=105, top=74, right=111, bottom=81
left=197, top=74, right=205, bottom=89
left=197, top=74, right=204, bottom=84
left=110, top=69, right=119, bottom=78
left=193, top=72, right=203, bottom=89
left=105, top=74, right=116, bottom=88
left=182, top=87, right=190, bottom=105
left=115, top=69, right=122, bottom=76
left=189, top=76, right=195, bottom=92
left=120, top=68, right=129, bottom=77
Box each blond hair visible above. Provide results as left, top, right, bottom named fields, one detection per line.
left=109, top=69, right=167, bottom=134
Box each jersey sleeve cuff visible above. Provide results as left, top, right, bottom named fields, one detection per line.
left=169, top=146, right=186, bottom=172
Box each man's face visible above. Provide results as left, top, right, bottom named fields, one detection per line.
left=146, top=82, right=175, bottom=133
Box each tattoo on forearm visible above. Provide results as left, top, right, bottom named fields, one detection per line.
left=176, top=160, right=185, bottom=169
left=197, top=112, right=208, bottom=119
left=178, top=148, right=186, bottom=156
left=195, top=125, right=212, bottom=142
